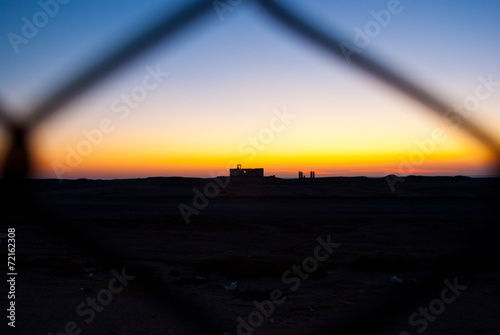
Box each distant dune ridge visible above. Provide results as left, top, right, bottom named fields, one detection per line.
left=30, top=176, right=492, bottom=199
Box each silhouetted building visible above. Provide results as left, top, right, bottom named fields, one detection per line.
left=299, top=171, right=315, bottom=178
left=230, top=164, right=264, bottom=177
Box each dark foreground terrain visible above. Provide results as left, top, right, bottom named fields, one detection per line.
left=1, top=176, right=499, bottom=334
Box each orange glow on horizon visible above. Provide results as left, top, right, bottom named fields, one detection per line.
left=32, top=136, right=497, bottom=178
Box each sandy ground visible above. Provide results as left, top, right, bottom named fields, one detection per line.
left=1, top=176, right=499, bottom=335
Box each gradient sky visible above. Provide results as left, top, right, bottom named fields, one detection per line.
left=1, top=0, right=499, bottom=179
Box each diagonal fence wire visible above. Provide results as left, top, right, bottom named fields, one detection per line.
left=1, top=2, right=232, bottom=334
left=28, top=1, right=216, bottom=129
left=259, top=0, right=500, bottom=158
left=258, top=1, right=499, bottom=334
left=1, top=0, right=498, bottom=334
left=0, top=100, right=13, bottom=128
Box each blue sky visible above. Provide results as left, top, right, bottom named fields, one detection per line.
left=0, top=1, right=499, bottom=178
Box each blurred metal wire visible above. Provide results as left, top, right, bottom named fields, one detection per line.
left=260, top=0, right=500, bottom=158
left=1, top=0, right=498, bottom=334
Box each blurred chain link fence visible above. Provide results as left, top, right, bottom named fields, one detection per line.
left=1, top=1, right=499, bottom=334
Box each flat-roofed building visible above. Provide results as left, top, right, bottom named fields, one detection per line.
left=230, top=164, right=264, bottom=177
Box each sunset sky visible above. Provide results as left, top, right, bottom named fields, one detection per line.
left=1, top=0, right=499, bottom=179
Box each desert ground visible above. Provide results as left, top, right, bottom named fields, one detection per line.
left=1, top=176, right=499, bottom=334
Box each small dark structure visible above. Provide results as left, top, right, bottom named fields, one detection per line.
left=230, top=164, right=264, bottom=177
left=299, top=171, right=315, bottom=179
